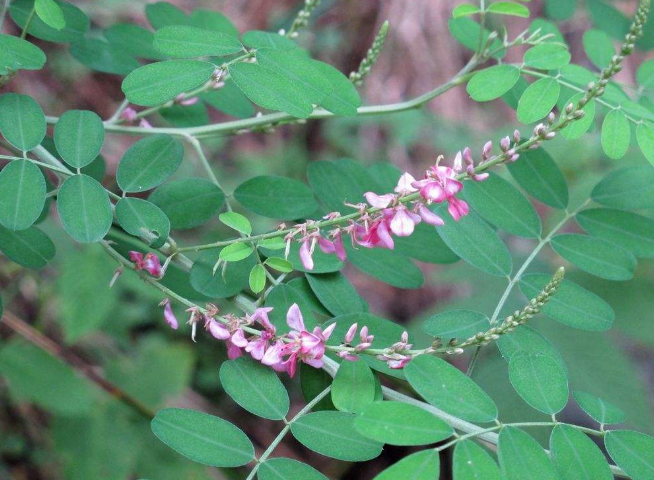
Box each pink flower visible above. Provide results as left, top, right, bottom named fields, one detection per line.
left=159, top=299, right=179, bottom=330
left=129, top=251, right=163, bottom=277
left=417, top=204, right=444, bottom=226
left=299, top=238, right=315, bottom=270
left=281, top=304, right=336, bottom=377
left=395, top=173, right=418, bottom=196
left=344, top=323, right=358, bottom=343
left=355, top=219, right=394, bottom=249
left=250, top=307, right=275, bottom=332
left=388, top=206, right=421, bottom=237
left=387, top=355, right=411, bottom=369
left=318, top=233, right=347, bottom=262
left=231, top=328, right=248, bottom=348
left=175, top=94, right=199, bottom=106
left=206, top=318, right=230, bottom=340
left=364, top=192, right=395, bottom=208
left=139, top=118, right=153, bottom=129
left=338, top=351, right=359, bottom=361
left=412, top=178, right=447, bottom=203
left=245, top=307, right=277, bottom=361
left=121, top=107, right=138, bottom=122
left=226, top=339, right=243, bottom=359
left=261, top=340, right=285, bottom=366
left=448, top=196, right=469, bottom=221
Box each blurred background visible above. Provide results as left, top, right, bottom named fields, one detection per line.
left=0, top=0, right=653, bottom=479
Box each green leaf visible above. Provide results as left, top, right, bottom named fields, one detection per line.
left=54, top=110, right=105, bottom=168
left=453, top=4, right=481, bottom=18
left=35, top=0, right=65, bottom=29
left=146, top=1, right=189, bottom=29
left=508, top=351, right=568, bottom=414
left=306, top=272, right=366, bottom=316
left=241, top=30, right=298, bottom=50
left=435, top=208, right=512, bottom=277
left=234, top=175, right=317, bottom=220
left=576, top=208, right=654, bottom=259
left=591, top=166, right=654, bottom=209
left=561, top=94, right=596, bottom=140
left=497, top=325, right=566, bottom=367
left=311, top=60, right=361, bottom=116
left=325, top=313, right=407, bottom=379
left=605, top=430, right=654, bottom=480
left=189, top=249, right=255, bottom=298
left=153, top=25, right=243, bottom=58
left=0, top=34, right=46, bottom=73
left=572, top=391, right=626, bottom=425
left=10, top=0, right=88, bottom=43
left=229, top=62, right=313, bottom=118
left=404, top=355, right=498, bottom=423
left=344, top=242, right=424, bottom=289
left=520, top=273, right=614, bottom=331
left=103, top=23, right=165, bottom=60
left=467, top=65, right=520, bottom=101
left=57, top=174, right=112, bottom=243
left=0, top=224, right=55, bottom=268
left=189, top=9, right=239, bottom=37
left=264, top=257, right=293, bottom=273
left=550, top=424, right=612, bottom=480
left=487, top=1, right=530, bottom=17
left=523, top=43, right=571, bottom=69
left=545, top=0, right=577, bottom=20
left=290, top=411, right=383, bottom=461
left=122, top=60, right=215, bottom=107
left=151, top=408, right=254, bottom=467
left=462, top=172, right=541, bottom=238
left=69, top=37, right=140, bottom=76
left=219, top=211, right=252, bottom=235
left=258, top=458, right=328, bottom=480
left=498, top=426, right=559, bottom=480
left=517, top=77, right=560, bottom=124
left=115, top=197, right=170, bottom=248
left=219, top=357, right=289, bottom=420
left=149, top=178, right=225, bottom=230
left=249, top=264, right=266, bottom=293
left=331, top=360, right=376, bottom=413
left=636, top=122, right=654, bottom=166
left=601, top=109, right=630, bottom=159
left=308, top=159, right=379, bottom=211
left=588, top=0, right=630, bottom=39
left=0, top=340, right=96, bottom=415
left=448, top=17, right=505, bottom=58
left=373, top=450, right=440, bottom=480
left=583, top=29, right=615, bottom=70
left=422, top=310, right=490, bottom=340
left=256, top=49, right=332, bottom=105
left=200, top=79, right=255, bottom=118
left=0, top=160, right=46, bottom=231
left=636, top=58, right=654, bottom=89
left=354, top=401, right=453, bottom=446
left=508, top=149, right=568, bottom=209
left=550, top=233, right=636, bottom=281
left=454, top=440, right=503, bottom=480
left=300, top=362, right=335, bottom=411
left=0, top=93, right=46, bottom=151
left=219, top=242, right=254, bottom=262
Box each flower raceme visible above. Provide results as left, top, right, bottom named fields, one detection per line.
left=161, top=302, right=414, bottom=376
left=294, top=145, right=512, bottom=270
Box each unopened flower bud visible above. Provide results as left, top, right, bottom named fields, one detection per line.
left=500, top=136, right=511, bottom=152
left=513, top=129, right=521, bottom=143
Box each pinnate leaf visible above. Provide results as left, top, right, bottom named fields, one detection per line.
left=454, top=440, right=503, bottom=480
left=601, top=109, right=630, bottom=159
left=234, top=175, right=317, bottom=220
left=153, top=25, right=243, bottom=58
left=422, top=310, right=490, bottom=340
left=467, top=65, right=520, bottom=101
left=517, top=77, right=560, bottom=124
left=499, top=426, right=559, bottom=480
left=591, top=166, right=654, bottom=209
left=573, top=391, right=626, bottom=425
left=0, top=93, right=46, bottom=151
left=0, top=224, right=55, bottom=268
left=373, top=450, right=440, bottom=480
left=508, top=149, right=568, bottom=209
left=35, top=0, right=65, bottom=30
left=258, top=458, right=328, bottom=480
left=57, top=174, right=112, bottom=243
left=605, top=430, right=654, bottom=480
left=331, top=359, right=376, bottom=413
left=508, top=351, right=568, bottom=414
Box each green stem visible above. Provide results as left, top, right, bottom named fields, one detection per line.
left=20, top=7, right=36, bottom=39
left=245, top=386, right=331, bottom=480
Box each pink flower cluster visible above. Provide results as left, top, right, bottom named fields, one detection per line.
left=160, top=301, right=416, bottom=374
left=294, top=153, right=483, bottom=271
left=129, top=251, right=162, bottom=277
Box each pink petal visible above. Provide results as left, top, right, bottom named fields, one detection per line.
left=303, top=357, right=324, bottom=369
left=245, top=339, right=266, bottom=360
left=129, top=251, right=144, bottom=265
left=419, top=181, right=447, bottom=203
left=163, top=302, right=179, bottom=330
left=364, top=192, right=395, bottom=208
left=231, top=328, right=248, bottom=348
left=394, top=173, right=418, bottom=195
left=143, top=253, right=162, bottom=277
left=448, top=197, right=469, bottom=221
left=226, top=341, right=243, bottom=359
left=375, top=220, right=395, bottom=249
left=345, top=323, right=358, bottom=343
left=390, top=207, right=416, bottom=237
left=252, top=307, right=275, bottom=332
left=318, top=236, right=336, bottom=255
left=299, top=239, right=314, bottom=270
left=418, top=204, right=445, bottom=226
left=286, top=303, right=306, bottom=332
left=333, top=234, right=347, bottom=261
left=320, top=322, right=337, bottom=341
left=261, top=341, right=284, bottom=365
left=209, top=320, right=230, bottom=340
